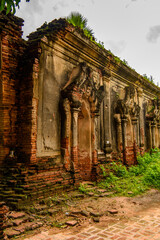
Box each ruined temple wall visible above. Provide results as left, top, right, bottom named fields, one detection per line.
left=11, top=42, right=73, bottom=202
left=0, top=13, right=24, bottom=167
left=1, top=14, right=160, bottom=205
left=11, top=32, right=109, bottom=201
left=36, top=40, right=75, bottom=159
left=110, top=76, right=127, bottom=155
left=109, top=71, right=159, bottom=165
left=28, top=28, right=160, bottom=174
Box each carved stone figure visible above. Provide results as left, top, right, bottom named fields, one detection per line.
left=62, top=62, right=90, bottom=90
left=61, top=62, right=105, bottom=181
left=146, top=98, right=160, bottom=124
left=115, top=86, right=140, bottom=117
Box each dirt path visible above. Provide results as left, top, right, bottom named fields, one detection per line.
left=16, top=189, right=160, bottom=240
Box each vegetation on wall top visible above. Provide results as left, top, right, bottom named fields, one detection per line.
left=0, top=6, right=158, bottom=88
left=66, top=12, right=158, bottom=88
left=108, top=49, right=157, bottom=86
left=66, top=12, right=105, bottom=49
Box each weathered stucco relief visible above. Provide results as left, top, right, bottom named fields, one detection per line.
left=36, top=38, right=78, bottom=157
left=145, top=97, right=160, bottom=149
left=111, top=85, right=142, bottom=164
left=37, top=49, right=61, bottom=156
left=61, top=62, right=105, bottom=181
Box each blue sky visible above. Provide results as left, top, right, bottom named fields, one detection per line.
left=16, top=0, right=160, bottom=85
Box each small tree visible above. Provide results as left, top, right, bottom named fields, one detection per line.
left=149, top=75, right=154, bottom=83
left=0, top=0, right=30, bottom=14
left=66, top=12, right=94, bottom=39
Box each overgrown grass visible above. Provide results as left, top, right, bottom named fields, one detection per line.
left=98, top=148, right=160, bottom=196
left=78, top=183, right=90, bottom=194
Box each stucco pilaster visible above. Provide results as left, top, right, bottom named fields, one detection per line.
left=137, top=88, right=143, bottom=147
left=151, top=121, right=156, bottom=148
left=121, top=117, right=128, bottom=163
left=71, top=107, right=80, bottom=174
left=71, top=108, right=79, bottom=148
left=146, top=120, right=152, bottom=149
left=114, top=114, right=123, bottom=152
left=157, top=124, right=160, bottom=148
left=132, top=117, right=138, bottom=144
left=103, top=76, right=112, bottom=154
left=94, top=113, right=99, bottom=153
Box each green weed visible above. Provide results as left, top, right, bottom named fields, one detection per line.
left=78, top=183, right=89, bottom=193
left=98, top=149, right=160, bottom=196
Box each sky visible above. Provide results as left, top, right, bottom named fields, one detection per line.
left=16, top=0, right=160, bottom=85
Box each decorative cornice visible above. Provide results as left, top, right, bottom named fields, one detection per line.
left=26, top=17, right=160, bottom=96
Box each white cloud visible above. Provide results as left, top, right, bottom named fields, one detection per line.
left=53, top=1, right=69, bottom=11
left=105, top=40, right=126, bottom=55
left=26, top=0, right=43, bottom=14
left=147, top=25, right=160, bottom=43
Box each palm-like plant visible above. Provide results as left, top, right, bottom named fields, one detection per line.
left=66, top=12, right=94, bottom=39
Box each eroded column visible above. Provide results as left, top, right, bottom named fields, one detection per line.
left=71, top=108, right=80, bottom=181
left=137, top=88, right=143, bottom=148
left=103, top=75, right=112, bottom=154
left=121, top=116, right=128, bottom=164
left=158, top=124, right=160, bottom=148
left=114, top=114, right=123, bottom=152
left=132, top=117, right=138, bottom=144
left=151, top=121, right=156, bottom=148
left=146, top=121, right=151, bottom=149
left=93, top=113, right=99, bottom=163
left=91, top=113, right=99, bottom=181
left=132, top=117, right=138, bottom=163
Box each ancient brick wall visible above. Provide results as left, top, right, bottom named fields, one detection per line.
left=0, top=202, right=8, bottom=239
left=0, top=13, right=160, bottom=207
left=17, top=46, right=40, bottom=165
left=0, top=39, right=74, bottom=207
left=0, top=12, right=24, bottom=167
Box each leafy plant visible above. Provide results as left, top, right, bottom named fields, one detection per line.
left=143, top=74, right=155, bottom=84
left=66, top=12, right=94, bottom=38
left=98, top=149, right=160, bottom=196
left=0, top=0, right=30, bottom=14
left=109, top=162, right=129, bottom=177
left=78, top=183, right=89, bottom=193
left=114, top=56, right=121, bottom=64
left=143, top=164, right=160, bottom=188
left=100, top=165, right=107, bottom=177
left=122, top=59, right=129, bottom=66
left=66, top=12, right=105, bottom=49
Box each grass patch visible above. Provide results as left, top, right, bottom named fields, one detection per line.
left=78, top=183, right=90, bottom=194
left=98, top=148, right=160, bottom=196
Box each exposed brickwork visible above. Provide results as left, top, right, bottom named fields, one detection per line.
left=0, top=12, right=24, bottom=166
left=62, top=137, right=71, bottom=171
left=0, top=13, right=75, bottom=208
left=0, top=202, right=8, bottom=239
left=124, top=146, right=136, bottom=166
left=78, top=152, right=91, bottom=181
left=17, top=44, right=40, bottom=164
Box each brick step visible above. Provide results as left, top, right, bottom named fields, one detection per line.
left=98, top=156, right=106, bottom=160
left=98, top=151, right=106, bottom=163
left=125, top=153, right=136, bottom=157
left=4, top=192, right=86, bottom=239
left=4, top=210, right=44, bottom=239
left=98, top=158, right=106, bottom=163
left=98, top=151, right=105, bottom=156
